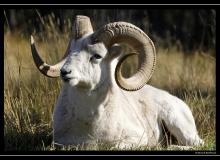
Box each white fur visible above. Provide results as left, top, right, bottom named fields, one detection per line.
left=52, top=34, right=204, bottom=149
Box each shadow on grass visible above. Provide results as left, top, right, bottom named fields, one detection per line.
left=4, top=128, right=53, bottom=151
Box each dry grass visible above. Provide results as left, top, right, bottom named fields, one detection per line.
left=4, top=24, right=216, bottom=151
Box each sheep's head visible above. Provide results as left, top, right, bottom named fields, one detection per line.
left=31, top=15, right=156, bottom=91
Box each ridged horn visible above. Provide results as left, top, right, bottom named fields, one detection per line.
left=30, top=15, right=94, bottom=77
left=94, top=22, right=156, bottom=91
left=73, top=15, right=94, bottom=39
left=30, top=35, right=68, bottom=78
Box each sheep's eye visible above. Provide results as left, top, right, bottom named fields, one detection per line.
left=93, top=54, right=102, bottom=59
left=90, top=54, right=102, bottom=63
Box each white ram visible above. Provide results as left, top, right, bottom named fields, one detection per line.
left=30, top=15, right=204, bottom=149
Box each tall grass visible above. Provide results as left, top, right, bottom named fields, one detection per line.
left=4, top=17, right=216, bottom=151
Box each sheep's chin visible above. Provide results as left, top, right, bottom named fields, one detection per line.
left=68, top=78, right=79, bottom=86
left=66, top=79, right=94, bottom=91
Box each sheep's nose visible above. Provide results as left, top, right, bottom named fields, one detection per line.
left=60, top=68, right=71, bottom=77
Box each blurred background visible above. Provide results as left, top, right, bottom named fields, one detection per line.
left=4, top=9, right=216, bottom=53
left=4, top=9, right=216, bottom=151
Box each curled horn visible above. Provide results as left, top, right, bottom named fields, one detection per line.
left=94, top=22, right=156, bottom=91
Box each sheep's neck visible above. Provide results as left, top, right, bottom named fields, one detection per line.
left=66, top=80, right=115, bottom=124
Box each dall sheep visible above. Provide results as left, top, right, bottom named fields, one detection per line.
left=30, top=15, right=204, bottom=149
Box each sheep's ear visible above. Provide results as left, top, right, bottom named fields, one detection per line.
left=108, top=44, right=123, bottom=60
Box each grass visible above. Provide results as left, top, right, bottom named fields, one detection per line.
left=4, top=24, right=216, bottom=152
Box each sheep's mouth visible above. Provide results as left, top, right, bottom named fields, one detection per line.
left=62, top=77, right=77, bottom=82
left=62, top=77, right=72, bottom=82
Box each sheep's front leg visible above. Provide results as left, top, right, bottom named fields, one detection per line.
left=158, top=94, right=204, bottom=146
